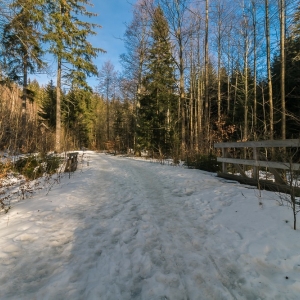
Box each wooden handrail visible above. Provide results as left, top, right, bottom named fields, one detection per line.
left=217, top=157, right=300, bottom=171
left=214, top=139, right=300, bottom=195
left=214, top=139, right=300, bottom=148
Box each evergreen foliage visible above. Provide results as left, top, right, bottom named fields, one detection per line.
left=43, top=0, right=104, bottom=152
left=44, top=0, right=104, bottom=89
left=185, top=154, right=220, bottom=172
left=268, top=3, right=300, bottom=139
left=38, top=80, right=57, bottom=128
left=0, top=0, right=45, bottom=149
left=2, top=0, right=300, bottom=159
left=14, top=154, right=60, bottom=180
left=64, top=88, right=94, bottom=148
left=291, top=4, right=300, bottom=61
left=1, top=0, right=44, bottom=84
left=272, top=42, right=300, bottom=138
left=138, top=6, right=177, bottom=156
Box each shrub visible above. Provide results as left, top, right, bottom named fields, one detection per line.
left=185, top=154, right=220, bottom=173
left=0, top=161, right=12, bottom=178
left=42, top=154, right=60, bottom=174
left=14, top=154, right=60, bottom=180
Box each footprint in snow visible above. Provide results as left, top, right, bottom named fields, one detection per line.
left=185, top=188, right=194, bottom=196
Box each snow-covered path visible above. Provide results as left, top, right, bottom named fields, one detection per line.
left=0, top=152, right=299, bottom=299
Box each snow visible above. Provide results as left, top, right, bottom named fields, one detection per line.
left=1, top=151, right=300, bottom=299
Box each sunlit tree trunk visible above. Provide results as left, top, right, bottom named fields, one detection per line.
left=251, top=0, right=257, bottom=139
left=204, top=0, right=209, bottom=150
left=216, top=0, right=222, bottom=124
left=22, top=54, right=28, bottom=131
left=280, top=0, right=286, bottom=140
left=265, top=0, right=274, bottom=140
left=190, top=57, right=194, bottom=150
left=56, top=57, right=61, bottom=152
left=195, top=18, right=202, bottom=152
left=244, top=35, right=249, bottom=141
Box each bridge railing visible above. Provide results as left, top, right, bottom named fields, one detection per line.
left=214, top=139, right=300, bottom=195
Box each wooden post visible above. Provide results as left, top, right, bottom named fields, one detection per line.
left=253, top=147, right=258, bottom=180
left=222, top=148, right=228, bottom=174
left=64, top=152, right=78, bottom=173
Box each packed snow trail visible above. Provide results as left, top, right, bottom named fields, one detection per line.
left=0, top=152, right=299, bottom=299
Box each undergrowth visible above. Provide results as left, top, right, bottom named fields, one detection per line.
left=13, top=154, right=61, bottom=180
left=184, top=154, right=220, bottom=173
left=0, top=153, right=65, bottom=215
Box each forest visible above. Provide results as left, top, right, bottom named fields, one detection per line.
left=0, top=0, right=300, bottom=162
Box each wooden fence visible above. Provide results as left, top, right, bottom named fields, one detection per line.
left=214, top=139, right=300, bottom=195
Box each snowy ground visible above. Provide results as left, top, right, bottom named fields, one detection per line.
left=0, top=152, right=300, bottom=299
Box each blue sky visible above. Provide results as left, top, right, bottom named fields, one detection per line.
left=87, top=0, right=135, bottom=87
left=93, top=1, right=134, bottom=71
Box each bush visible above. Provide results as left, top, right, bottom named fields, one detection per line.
left=185, top=154, right=220, bottom=173
left=14, top=154, right=60, bottom=180
left=0, top=161, right=12, bottom=178
left=43, top=154, right=60, bottom=174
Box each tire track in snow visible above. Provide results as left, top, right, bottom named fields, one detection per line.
left=109, top=157, right=246, bottom=299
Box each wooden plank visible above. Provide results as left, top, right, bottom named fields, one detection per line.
left=233, top=163, right=248, bottom=178
left=258, top=152, right=286, bottom=185
left=253, top=148, right=258, bottom=179
left=214, top=139, right=300, bottom=148
left=268, top=167, right=286, bottom=185
left=67, top=152, right=79, bottom=158
left=217, top=172, right=265, bottom=185
left=226, top=152, right=248, bottom=178
left=217, top=172, right=300, bottom=196
left=217, top=157, right=300, bottom=171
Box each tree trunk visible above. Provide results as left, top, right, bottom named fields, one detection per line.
left=106, top=80, right=110, bottom=141
left=56, top=57, right=62, bottom=153
left=233, top=71, right=238, bottom=122
left=190, top=56, right=194, bottom=150
left=195, top=26, right=202, bottom=152
left=204, top=0, right=209, bottom=151
left=265, top=0, right=274, bottom=140
left=179, top=35, right=186, bottom=157
left=244, top=33, right=249, bottom=142
left=261, top=83, right=267, bottom=134
left=21, top=53, right=28, bottom=151
left=251, top=0, right=257, bottom=139
left=217, top=1, right=222, bottom=124
left=280, top=0, right=286, bottom=140
left=227, top=30, right=232, bottom=115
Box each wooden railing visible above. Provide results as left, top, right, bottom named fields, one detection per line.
left=214, top=139, right=300, bottom=195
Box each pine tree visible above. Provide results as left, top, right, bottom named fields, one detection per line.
left=1, top=0, right=44, bottom=132
left=271, top=4, right=300, bottom=139
left=39, top=80, right=56, bottom=128
left=44, top=0, right=105, bottom=152
left=63, top=88, right=94, bottom=148
left=290, top=4, right=300, bottom=61
left=138, top=6, right=177, bottom=156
